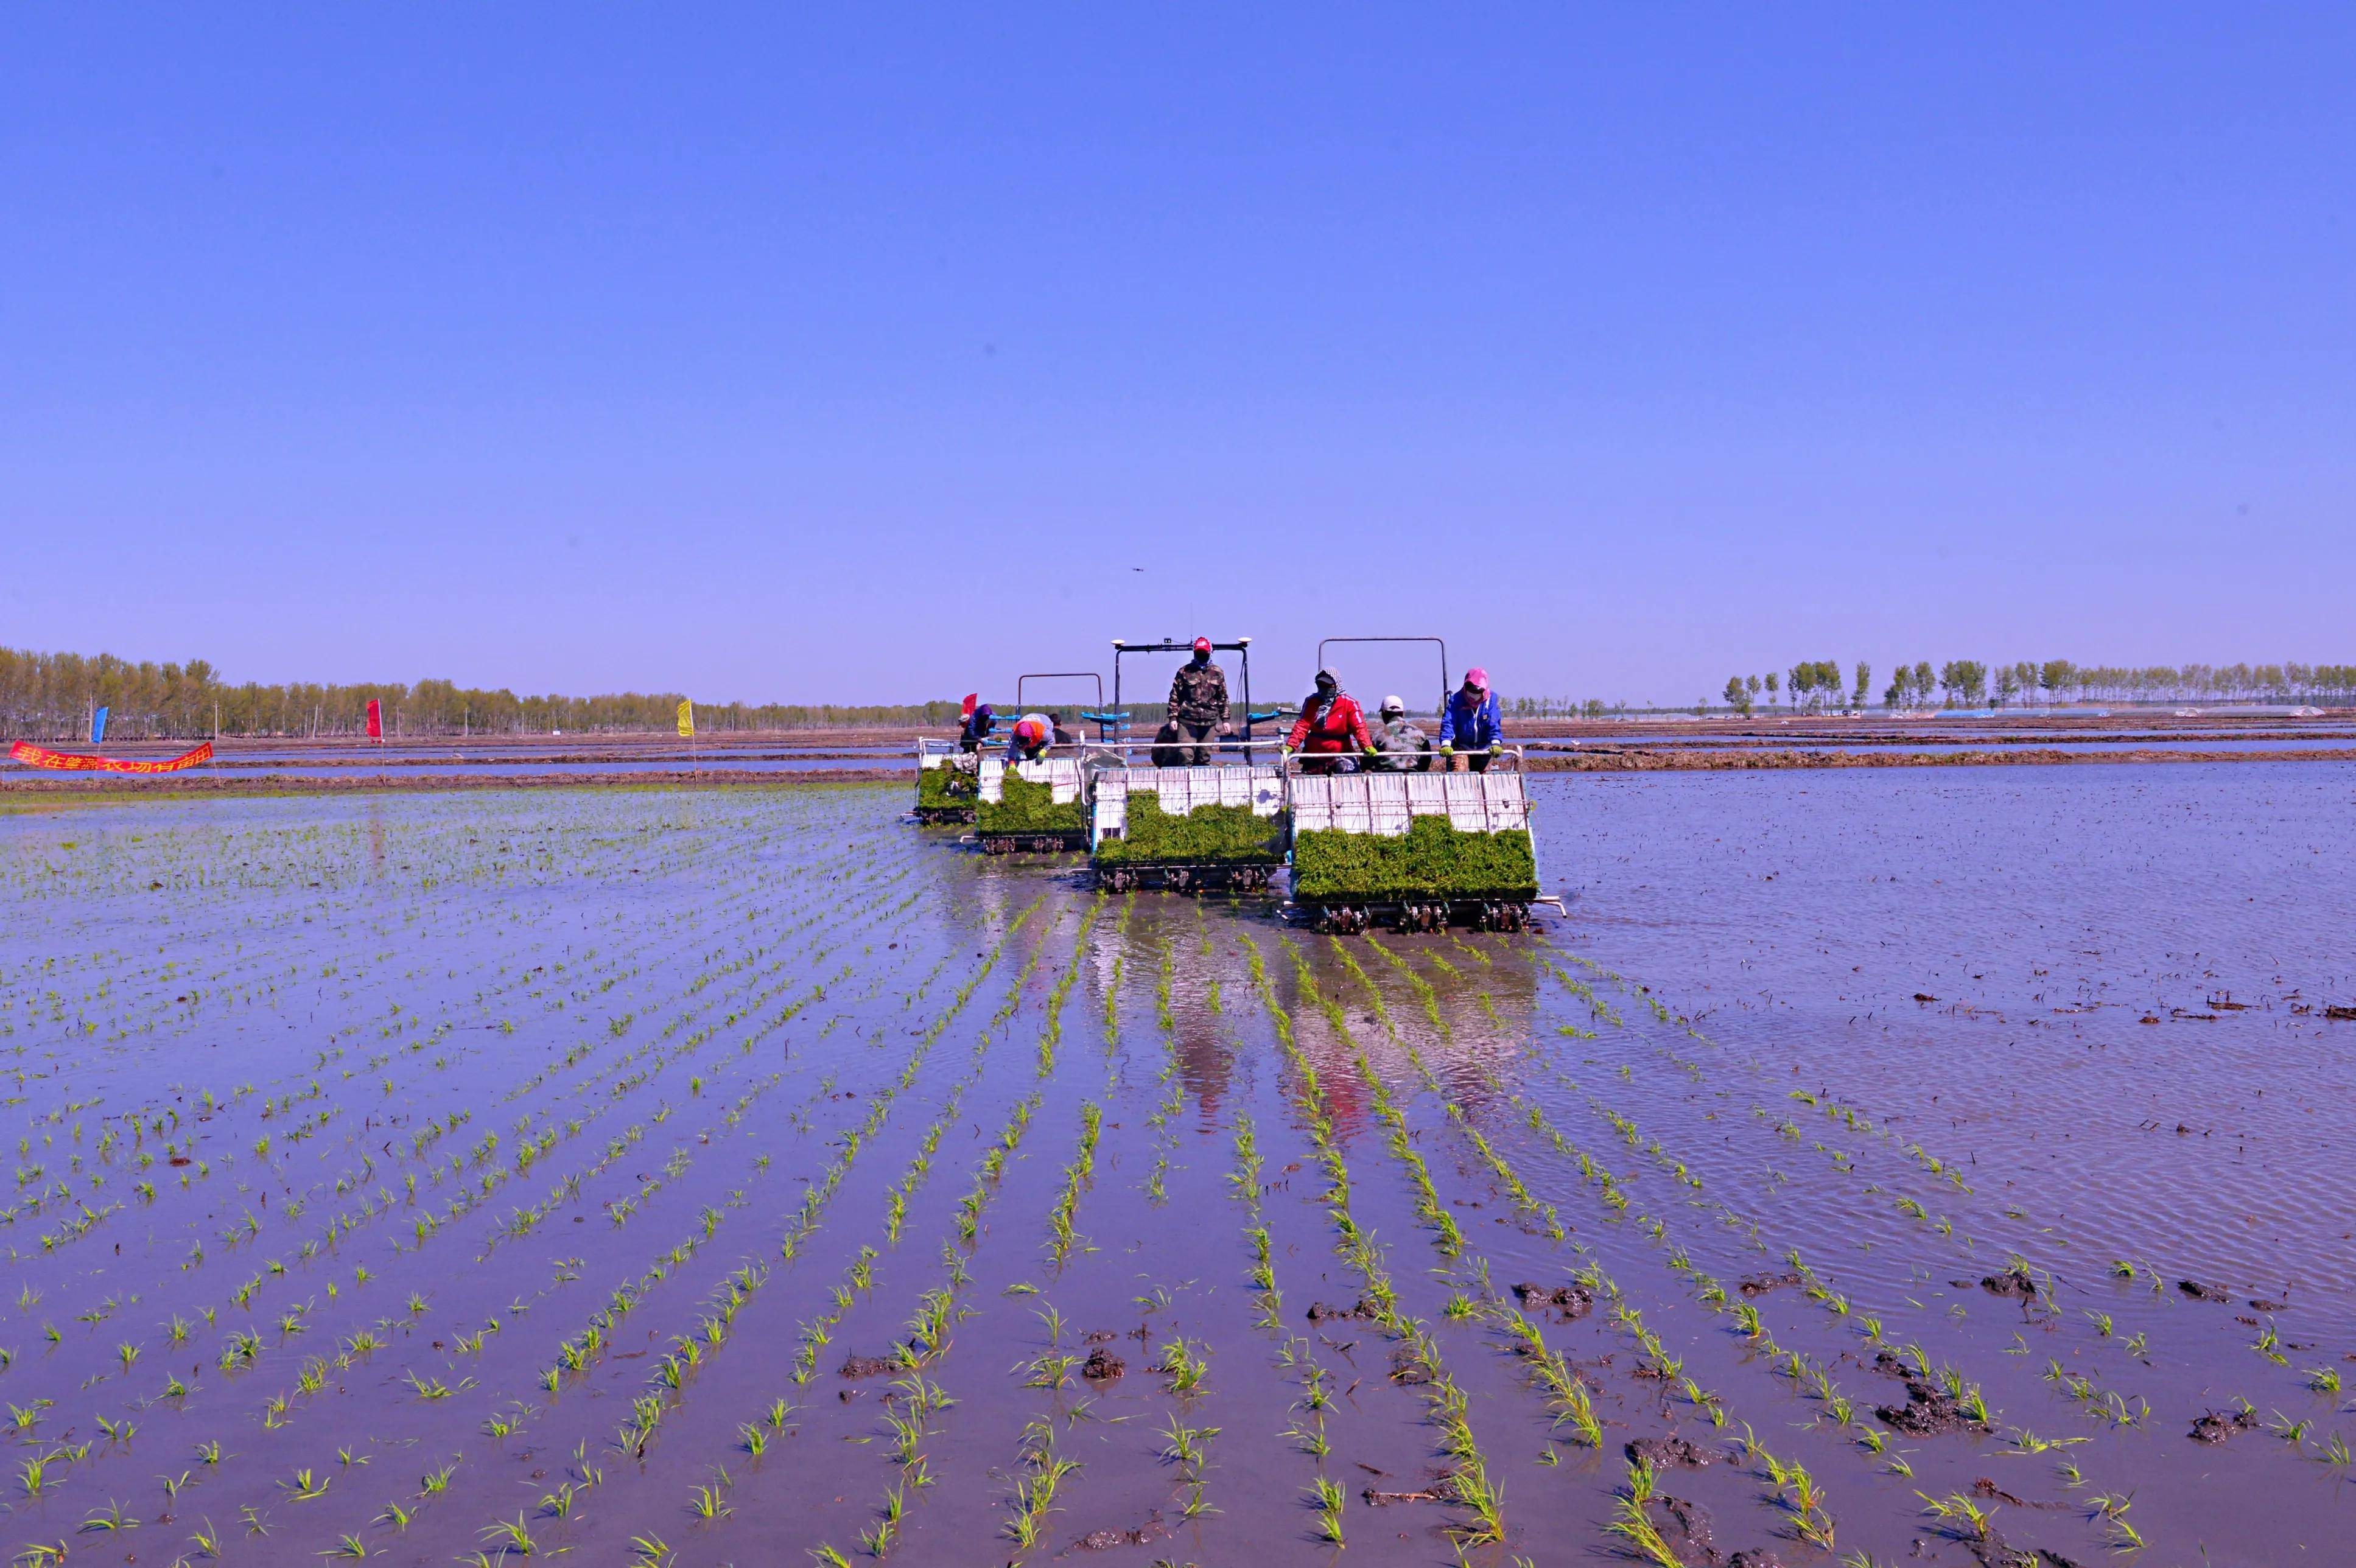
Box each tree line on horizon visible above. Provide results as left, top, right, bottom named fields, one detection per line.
left=0, top=646, right=962, bottom=741
left=1717, top=659, right=2356, bottom=715
left=5, top=645, right=2351, bottom=742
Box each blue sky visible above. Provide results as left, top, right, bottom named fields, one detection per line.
left=4, top=7, right=2351, bottom=707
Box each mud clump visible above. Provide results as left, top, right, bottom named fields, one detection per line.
left=1625, top=1436, right=1715, bottom=1469
left=1980, top=1267, right=2038, bottom=1299
left=1387, top=1348, right=1434, bottom=1385
left=1875, top=1378, right=1978, bottom=1436
left=1511, top=1281, right=1596, bottom=1319
left=2190, top=1408, right=2260, bottom=1443
left=1068, top=1512, right=1169, bottom=1552
left=1306, top=1298, right=1381, bottom=1323
left=1079, top=1347, right=1126, bottom=1383
left=2178, top=1279, right=2232, bottom=1303
left=1737, top=1272, right=1802, bottom=1298
left=838, top=1354, right=902, bottom=1379
left=1645, top=1496, right=1713, bottom=1560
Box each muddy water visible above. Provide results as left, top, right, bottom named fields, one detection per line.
left=1, top=774, right=2346, bottom=1567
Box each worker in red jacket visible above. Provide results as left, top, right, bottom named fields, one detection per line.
left=1285, top=669, right=1375, bottom=772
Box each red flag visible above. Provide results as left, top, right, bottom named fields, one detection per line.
left=959, top=693, right=978, bottom=721
left=365, top=699, right=383, bottom=741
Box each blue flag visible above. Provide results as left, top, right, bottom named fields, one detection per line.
left=91, top=706, right=110, bottom=746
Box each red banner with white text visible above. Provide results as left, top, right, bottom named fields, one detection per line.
left=8, top=741, right=216, bottom=774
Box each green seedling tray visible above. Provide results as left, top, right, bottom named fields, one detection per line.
left=1291, top=816, right=1538, bottom=901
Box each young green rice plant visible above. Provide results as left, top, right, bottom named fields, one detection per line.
left=1155, top=1337, right=1209, bottom=1396
left=1916, top=1490, right=1994, bottom=1542
left=480, top=1514, right=538, bottom=1555
left=16, top=1449, right=60, bottom=1499
left=1311, top=1474, right=1347, bottom=1545
left=1607, top=1460, right=1681, bottom=1567
left=281, top=1466, right=331, bottom=1501
left=81, top=1498, right=138, bottom=1531
left=688, top=1468, right=732, bottom=1521
left=2089, top=1491, right=2144, bottom=1549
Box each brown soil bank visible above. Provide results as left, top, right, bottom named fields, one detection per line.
left=1528, top=745, right=2356, bottom=772
left=0, top=767, right=904, bottom=799
left=9, top=744, right=2355, bottom=799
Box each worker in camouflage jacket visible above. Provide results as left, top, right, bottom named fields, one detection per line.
left=1165, top=637, right=1230, bottom=765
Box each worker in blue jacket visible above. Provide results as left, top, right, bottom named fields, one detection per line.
left=1437, top=667, right=1502, bottom=772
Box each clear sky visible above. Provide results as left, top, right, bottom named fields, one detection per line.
left=5, top=7, right=2352, bottom=708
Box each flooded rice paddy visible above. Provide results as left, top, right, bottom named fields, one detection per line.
left=2, top=768, right=2351, bottom=1567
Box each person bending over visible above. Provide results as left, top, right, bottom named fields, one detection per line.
left=1006, top=712, right=1056, bottom=763
left=958, top=702, right=997, bottom=753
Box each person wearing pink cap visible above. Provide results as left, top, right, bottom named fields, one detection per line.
left=1437, top=667, right=1503, bottom=772
left=1006, top=712, right=1057, bottom=763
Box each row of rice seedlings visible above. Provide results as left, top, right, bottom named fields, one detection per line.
left=833, top=1070, right=1053, bottom=1559
left=3, top=943, right=847, bottom=1531
left=14, top=844, right=886, bottom=1389
left=1044, top=1104, right=1103, bottom=1270
left=1134, top=937, right=1193, bottom=1206
left=1236, top=933, right=1507, bottom=1547
left=1321, top=944, right=1630, bottom=1457
left=1507, top=953, right=2177, bottom=1538
left=374, top=857, right=958, bottom=1553
left=7, top=805, right=886, bottom=1365
left=25, top=927, right=867, bottom=1553
left=290, top=1080, right=811, bottom=1556
left=818, top=965, right=1081, bottom=1567
left=768, top=912, right=1051, bottom=1423
left=1517, top=964, right=2168, bottom=1462
left=1033, top=895, right=1104, bottom=1080
left=1357, top=938, right=1854, bottom=1547
left=1095, top=900, right=1134, bottom=1093
left=15, top=816, right=808, bottom=1185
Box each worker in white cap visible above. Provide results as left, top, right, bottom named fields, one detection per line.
left=1369, top=694, right=1431, bottom=771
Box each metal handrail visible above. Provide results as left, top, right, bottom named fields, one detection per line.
left=1277, top=743, right=1524, bottom=779
left=1314, top=635, right=1450, bottom=716
left=1110, top=637, right=1257, bottom=744
left=1014, top=672, right=1105, bottom=713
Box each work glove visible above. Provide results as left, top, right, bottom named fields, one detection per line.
left=1487, top=743, right=1502, bottom=755
left=1363, top=746, right=1380, bottom=758
left=1438, top=743, right=1454, bottom=755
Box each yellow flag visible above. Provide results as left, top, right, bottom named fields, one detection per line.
left=676, top=699, right=694, bottom=739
